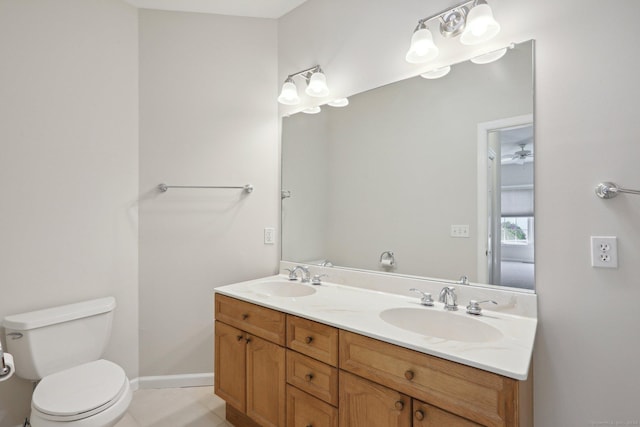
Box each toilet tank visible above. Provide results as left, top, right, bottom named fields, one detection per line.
left=3, top=297, right=116, bottom=381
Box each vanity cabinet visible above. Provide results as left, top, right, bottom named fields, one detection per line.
left=214, top=295, right=286, bottom=427
left=214, top=294, right=532, bottom=427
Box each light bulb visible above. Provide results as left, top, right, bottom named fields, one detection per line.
left=460, top=1, right=500, bottom=45
left=278, top=79, right=300, bottom=105
left=405, top=26, right=439, bottom=63
left=305, top=71, right=329, bottom=98
left=420, top=66, right=451, bottom=79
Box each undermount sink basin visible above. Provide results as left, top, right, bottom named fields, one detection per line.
left=379, top=307, right=503, bottom=343
left=249, top=280, right=317, bottom=297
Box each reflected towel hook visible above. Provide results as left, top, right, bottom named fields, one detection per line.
left=595, top=182, right=640, bottom=199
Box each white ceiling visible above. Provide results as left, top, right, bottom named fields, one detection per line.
left=123, top=0, right=308, bottom=19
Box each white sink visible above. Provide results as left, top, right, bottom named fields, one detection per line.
left=249, top=280, right=317, bottom=297
left=379, top=307, right=503, bottom=343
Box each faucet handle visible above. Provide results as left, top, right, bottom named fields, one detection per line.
left=285, top=268, right=297, bottom=280
left=466, top=300, right=497, bottom=315
left=409, top=288, right=434, bottom=306
left=311, top=274, right=328, bottom=285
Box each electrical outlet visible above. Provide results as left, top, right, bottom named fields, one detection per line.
left=591, top=236, right=617, bottom=268
left=451, top=225, right=470, bottom=238
left=264, top=227, right=275, bottom=245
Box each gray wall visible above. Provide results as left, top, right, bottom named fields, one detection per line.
left=279, top=0, right=640, bottom=425
left=138, top=10, right=279, bottom=376
left=0, top=0, right=139, bottom=425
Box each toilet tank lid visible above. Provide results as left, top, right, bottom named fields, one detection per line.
left=3, top=297, right=116, bottom=331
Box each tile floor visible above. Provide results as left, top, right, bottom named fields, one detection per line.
left=114, top=386, right=231, bottom=427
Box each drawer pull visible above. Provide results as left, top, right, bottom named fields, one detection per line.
left=304, top=373, right=314, bottom=382
left=414, top=410, right=425, bottom=421
left=404, top=370, right=415, bottom=380
left=242, top=313, right=249, bottom=320
left=394, top=400, right=405, bottom=411
left=304, top=336, right=314, bottom=344
left=306, top=425, right=313, bottom=427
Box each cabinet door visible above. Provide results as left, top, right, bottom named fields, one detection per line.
left=246, top=334, right=286, bottom=427
left=214, top=321, right=246, bottom=411
left=339, top=371, right=411, bottom=427
left=413, top=399, right=483, bottom=427
left=287, top=385, right=338, bottom=427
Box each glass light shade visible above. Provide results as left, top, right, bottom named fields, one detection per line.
left=328, top=98, right=349, bottom=107
left=278, top=80, right=300, bottom=105
left=460, top=3, right=500, bottom=45
left=470, top=47, right=507, bottom=64
left=420, top=66, right=451, bottom=79
left=405, top=27, right=439, bottom=63
left=302, top=106, right=321, bottom=114
left=305, top=72, right=330, bottom=97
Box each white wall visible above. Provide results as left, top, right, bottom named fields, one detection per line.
left=138, top=10, right=279, bottom=376
left=0, top=0, right=139, bottom=425
left=279, top=0, right=640, bottom=425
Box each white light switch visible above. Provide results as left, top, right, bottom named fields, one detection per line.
left=264, top=227, right=275, bottom=244
left=591, top=236, right=617, bottom=268
left=451, top=225, right=470, bottom=238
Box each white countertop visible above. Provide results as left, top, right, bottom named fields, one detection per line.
left=215, top=274, right=537, bottom=380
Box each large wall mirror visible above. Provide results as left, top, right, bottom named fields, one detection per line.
left=281, top=40, right=535, bottom=292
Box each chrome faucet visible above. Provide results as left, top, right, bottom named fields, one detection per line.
left=439, top=286, right=458, bottom=311
left=288, top=265, right=311, bottom=283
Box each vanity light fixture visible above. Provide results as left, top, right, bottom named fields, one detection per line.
left=470, top=44, right=513, bottom=64
left=302, top=106, right=322, bottom=114
left=278, top=65, right=330, bottom=105
left=406, top=0, right=500, bottom=64
left=328, top=98, right=349, bottom=107
left=420, top=66, right=451, bottom=79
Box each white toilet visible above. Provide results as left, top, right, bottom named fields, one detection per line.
left=3, top=297, right=132, bottom=427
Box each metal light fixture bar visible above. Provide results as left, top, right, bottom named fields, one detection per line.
left=286, top=65, right=322, bottom=82
left=414, top=0, right=476, bottom=37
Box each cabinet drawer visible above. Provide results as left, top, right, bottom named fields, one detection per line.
left=287, top=350, right=338, bottom=406
left=413, top=399, right=483, bottom=427
left=287, top=385, right=338, bottom=427
left=287, top=315, right=338, bottom=366
left=339, top=330, right=518, bottom=427
left=215, top=294, right=286, bottom=345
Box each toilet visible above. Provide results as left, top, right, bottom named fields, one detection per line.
left=3, top=297, right=132, bottom=427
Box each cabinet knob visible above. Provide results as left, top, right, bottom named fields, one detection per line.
left=404, top=370, right=415, bottom=380
left=242, top=313, right=249, bottom=320
left=414, top=410, right=425, bottom=421
left=304, top=373, right=314, bottom=382
left=304, top=336, right=313, bottom=344
left=236, top=335, right=243, bottom=341
left=245, top=337, right=252, bottom=343
left=306, top=425, right=313, bottom=427
left=394, top=400, right=405, bottom=411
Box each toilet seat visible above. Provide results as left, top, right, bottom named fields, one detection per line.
left=32, top=360, right=128, bottom=422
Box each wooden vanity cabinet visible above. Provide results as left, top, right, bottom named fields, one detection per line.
left=214, top=294, right=286, bottom=427
left=214, top=294, right=532, bottom=427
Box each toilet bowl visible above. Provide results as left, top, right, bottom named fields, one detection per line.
left=3, top=297, right=132, bottom=427
left=29, top=360, right=132, bottom=427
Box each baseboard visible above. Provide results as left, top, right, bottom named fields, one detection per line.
left=132, top=372, right=214, bottom=390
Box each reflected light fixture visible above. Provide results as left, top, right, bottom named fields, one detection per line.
left=302, top=106, right=321, bottom=114
left=278, top=65, right=330, bottom=105
left=420, top=66, right=451, bottom=79
left=470, top=45, right=511, bottom=64
left=406, top=0, right=500, bottom=64
left=328, top=98, right=349, bottom=107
